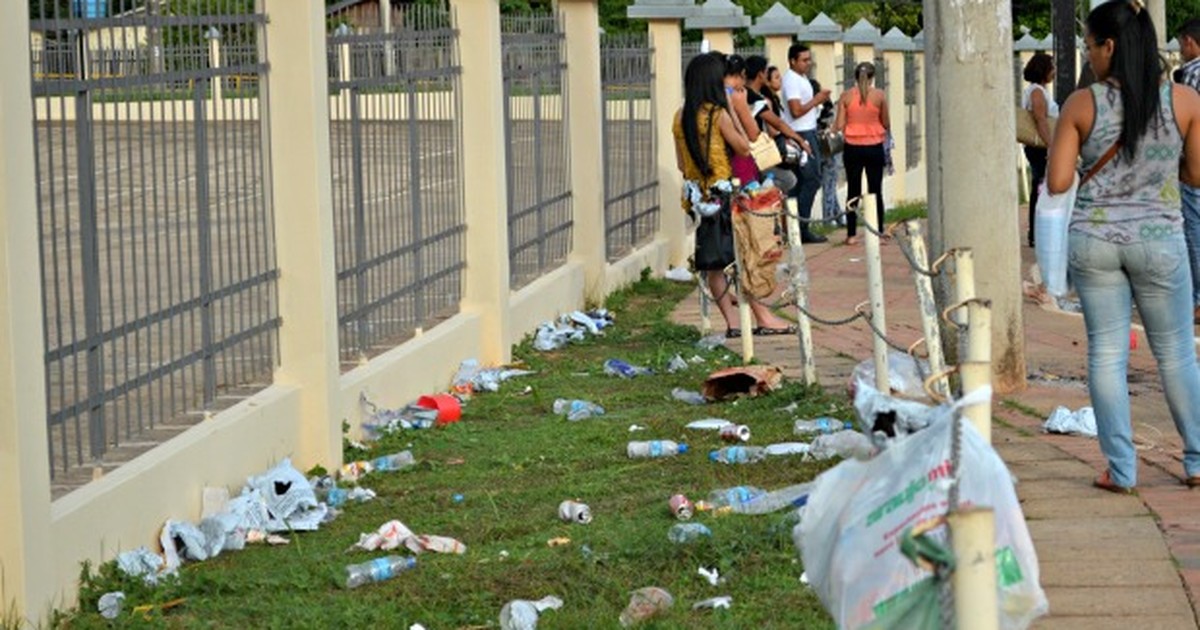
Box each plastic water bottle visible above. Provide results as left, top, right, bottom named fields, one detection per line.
left=793, top=417, right=854, bottom=435
left=372, top=450, right=415, bottom=472
left=671, top=388, right=707, bottom=405
left=667, top=522, right=712, bottom=544
left=627, top=440, right=688, bottom=458
left=553, top=398, right=605, bottom=421
left=810, top=430, right=876, bottom=461
left=344, top=556, right=417, bottom=589
left=704, top=486, right=767, bottom=513
left=603, top=359, right=653, bottom=378
left=708, top=445, right=767, bottom=464
left=732, top=482, right=814, bottom=515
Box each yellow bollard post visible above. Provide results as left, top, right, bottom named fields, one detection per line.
left=948, top=508, right=1000, bottom=630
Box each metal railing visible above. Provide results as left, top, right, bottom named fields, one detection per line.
left=601, top=32, right=658, bottom=261
left=681, top=41, right=702, bottom=81
left=905, top=51, right=923, bottom=170
left=327, top=1, right=465, bottom=365
left=29, top=0, right=279, bottom=491
left=501, top=13, right=572, bottom=289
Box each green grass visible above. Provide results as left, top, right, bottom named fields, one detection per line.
left=812, top=200, right=928, bottom=237
left=55, top=275, right=845, bottom=629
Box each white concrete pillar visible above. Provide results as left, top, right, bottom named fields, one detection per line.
left=261, top=0, right=343, bottom=469
left=560, top=0, right=606, bottom=303
left=925, top=0, right=1026, bottom=392
left=648, top=19, right=687, bottom=267
left=703, top=28, right=734, bottom=54
left=882, top=49, right=906, bottom=199
left=764, top=34, right=791, bottom=69
left=381, top=0, right=395, bottom=76
left=0, top=0, right=54, bottom=619
left=453, top=0, right=513, bottom=363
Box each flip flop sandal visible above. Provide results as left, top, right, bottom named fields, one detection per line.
left=753, top=325, right=798, bottom=336
left=1093, top=470, right=1135, bottom=494
left=725, top=328, right=742, bottom=339
left=1186, top=476, right=1200, bottom=489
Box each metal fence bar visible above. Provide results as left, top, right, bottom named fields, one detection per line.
left=327, top=1, right=466, bottom=365
left=601, top=32, right=658, bottom=261
left=904, top=51, right=922, bottom=170
left=30, top=0, right=279, bottom=493
left=501, top=11, right=572, bottom=289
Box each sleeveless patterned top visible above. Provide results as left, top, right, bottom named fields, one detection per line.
left=1072, top=81, right=1182, bottom=243
left=673, top=104, right=733, bottom=214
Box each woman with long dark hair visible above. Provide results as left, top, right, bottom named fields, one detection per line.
left=672, top=52, right=796, bottom=338
left=1047, top=0, right=1200, bottom=492
left=834, top=62, right=889, bottom=246
left=1021, top=52, right=1056, bottom=247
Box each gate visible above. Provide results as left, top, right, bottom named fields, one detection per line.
left=501, top=13, right=572, bottom=289
left=601, top=32, right=658, bottom=261
left=30, top=0, right=278, bottom=491
left=327, top=2, right=466, bottom=365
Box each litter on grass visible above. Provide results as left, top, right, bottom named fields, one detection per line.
left=672, top=388, right=708, bottom=405
left=604, top=358, right=654, bottom=378
left=701, top=365, right=784, bottom=401
left=451, top=359, right=536, bottom=395
left=98, top=592, right=125, bottom=620
left=685, top=418, right=733, bottom=431
left=1043, top=406, right=1098, bottom=437
left=698, top=566, right=721, bottom=586
left=353, top=519, right=466, bottom=555
left=115, top=547, right=169, bottom=585
left=533, top=310, right=613, bottom=351
left=499, top=595, right=564, bottom=630
left=692, top=596, right=732, bottom=610
left=666, top=354, right=689, bottom=373
left=664, top=266, right=694, bottom=282
left=620, top=587, right=674, bottom=627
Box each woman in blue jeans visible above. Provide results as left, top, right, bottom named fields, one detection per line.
left=1048, top=0, right=1200, bottom=492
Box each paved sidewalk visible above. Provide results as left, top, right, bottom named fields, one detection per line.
left=670, top=227, right=1200, bottom=628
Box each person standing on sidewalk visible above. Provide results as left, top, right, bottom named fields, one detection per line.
left=834, top=62, right=890, bottom=246
left=1047, top=0, right=1200, bottom=492
left=781, top=43, right=831, bottom=244
left=1175, top=18, right=1200, bottom=323
left=744, top=55, right=808, bottom=195
left=1020, top=52, right=1057, bottom=248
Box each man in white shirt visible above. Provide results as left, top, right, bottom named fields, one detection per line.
left=782, top=43, right=832, bottom=243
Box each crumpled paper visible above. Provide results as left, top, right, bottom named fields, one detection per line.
left=115, top=547, right=169, bottom=585
left=499, top=595, right=564, bottom=630
left=353, top=519, right=467, bottom=555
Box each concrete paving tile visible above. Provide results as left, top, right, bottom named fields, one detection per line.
left=1038, top=560, right=1181, bottom=587
left=994, top=440, right=1076, bottom=462
left=1032, top=615, right=1199, bottom=630
left=1013, top=478, right=1102, bottom=500
left=1032, top=537, right=1172, bottom=562
left=1040, top=586, right=1193, bottom=617
left=1020, top=496, right=1152, bottom=519
left=1027, top=516, right=1162, bottom=541
left=1006, top=458, right=1102, bottom=481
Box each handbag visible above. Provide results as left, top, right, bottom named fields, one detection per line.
left=1016, top=108, right=1057, bottom=147
left=1034, top=140, right=1120, bottom=296
left=820, top=130, right=845, bottom=156
left=694, top=195, right=736, bottom=271
left=749, top=132, right=783, bottom=171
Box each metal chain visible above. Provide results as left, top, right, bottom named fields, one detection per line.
left=794, top=303, right=867, bottom=327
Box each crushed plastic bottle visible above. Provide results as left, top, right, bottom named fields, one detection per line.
left=372, top=450, right=415, bottom=472
left=553, top=398, right=605, bottom=421
left=344, top=556, right=417, bottom=589
left=499, top=595, right=564, bottom=630
left=735, top=482, right=814, bottom=515
left=627, top=440, right=689, bottom=458
left=696, top=334, right=725, bottom=351
left=810, top=429, right=876, bottom=460
left=604, top=359, right=653, bottom=378
left=671, top=388, right=707, bottom=405
left=667, top=522, right=712, bottom=544
left=708, top=445, right=767, bottom=465
left=763, top=442, right=811, bottom=457
left=666, top=354, right=689, bottom=373
left=793, top=417, right=854, bottom=435
left=703, top=486, right=767, bottom=514
left=619, top=587, right=674, bottom=627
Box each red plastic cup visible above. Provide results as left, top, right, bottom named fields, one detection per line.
left=417, top=394, right=461, bottom=425
left=1130, top=331, right=1138, bottom=351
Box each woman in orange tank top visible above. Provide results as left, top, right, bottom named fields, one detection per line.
left=834, top=62, right=890, bottom=245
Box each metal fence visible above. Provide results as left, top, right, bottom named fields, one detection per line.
left=327, top=2, right=465, bottom=365
left=904, top=51, right=922, bottom=170
left=601, top=33, right=658, bottom=261
left=29, top=0, right=278, bottom=491
left=681, top=41, right=701, bottom=80
left=501, top=13, right=572, bottom=289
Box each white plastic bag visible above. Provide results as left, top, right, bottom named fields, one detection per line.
left=1034, top=174, right=1077, bottom=298
left=800, top=403, right=1047, bottom=629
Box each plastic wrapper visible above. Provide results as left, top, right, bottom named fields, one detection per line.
left=800, top=388, right=1047, bottom=629
left=499, top=595, right=564, bottom=630
left=115, top=547, right=168, bottom=585
left=1042, top=405, right=1097, bottom=437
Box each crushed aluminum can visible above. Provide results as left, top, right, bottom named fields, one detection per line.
left=669, top=494, right=694, bottom=520
left=719, top=424, right=751, bottom=443
left=558, top=500, right=593, bottom=525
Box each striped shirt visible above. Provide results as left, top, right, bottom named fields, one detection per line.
left=1179, top=57, right=1200, bottom=94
